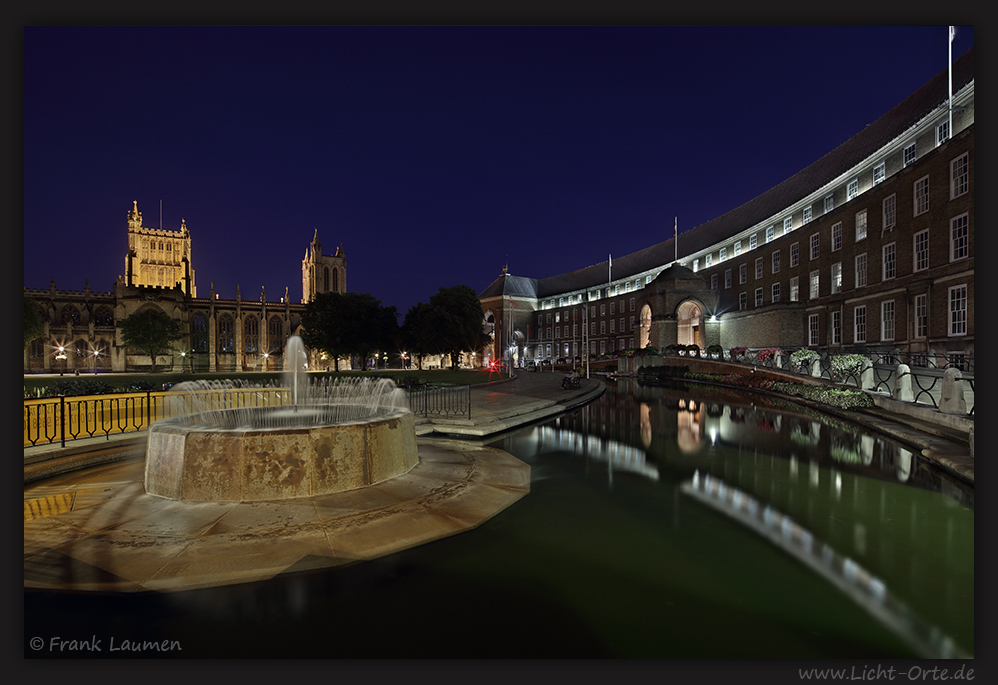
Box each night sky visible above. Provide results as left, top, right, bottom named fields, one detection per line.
left=22, top=25, right=974, bottom=318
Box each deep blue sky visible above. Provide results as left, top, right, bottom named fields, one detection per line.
left=23, top=25, right=974, bottom=317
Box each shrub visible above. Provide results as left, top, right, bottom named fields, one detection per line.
left=790, top=348, right=819, bottom=370
left=756, top=347, right=782, bottom=363
left=685, top=343, right=700, bottom=357
left=831, top=354, right=869, bottom=381
left=705, top=344, right=723, bottom=357
left=729, top=346, right=747, bottom=359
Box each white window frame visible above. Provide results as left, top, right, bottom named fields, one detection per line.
left=803, top=206, right=812, bottom=224
left=831, top=262, right=842, bottom=294
left=883, top=194, right=896, bottom=232
left=790, top=242, right=799, bottom=268
left=914, top=293, right=928, bottom=338
left=855, top=208, right=868, bottom=241
left=847, top=178, right=859, bottom=201
left=855, top=253, right=867, bottom=289
left=808, top=313, right=819, bottom=346
left=772, top=250, right=780, bottom=274
left=937, top=120, right=950, bottom=145
left=903, top=142, right=916, bottom=167
left=749, top=234, right=758, bottom=250
left=948, top=284, right=967, bottom=337
left=705, top=253, right=712, bottom=268
left=734, top=240, right=742, bottom=256
left=873, top=162, right=885, bottom=184
left=719, top=247, right=727, bottom=261
left=790, top=276, right=799, bottom=302
left=914, top=175, right=930, bottom=216
left=951, top=152, right=969, bottom=199
left=755, top=257, right=763, bottom=280
left=831, top=310, right=841, bottom=345
left=739, top=292, right=747, bottom=311
left=854, top=305, right=866, bottom=343
left=914, top=229, right=930, bottom=272
left=755, top=288, right=763, bottom=307
left=881, top=300, right=895, bottom=341
left=766, top=226, right=774, bottom=243
left=739, top=263, right=747, bottom=285
left=831, top=222, right=842, bottom=251
left=772, top=282, right=781, bottom=302
left=882, top=242, right=896, bottom=281
left=823, top=194, right=834, bottom=213
left=711, top=273, right=718, bottom=290
left=809, top=232, right=820, bottom=260
left=724, top=268, right=732, bottom=289
left=809, top=269, right=820, bottom=300
left=784, top=216, right=793, bottom=233
left=950, top=213, right=969, bottom=261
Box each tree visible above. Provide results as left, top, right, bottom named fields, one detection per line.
left=423, top=285, right=491, bottom=369
left=119, top=308, right=184, bottom=373
left=400, top=301, right=434, bottom=370
left=301, top=292, right=399, bottom=371
left=24, top=295, right=45, bottom=349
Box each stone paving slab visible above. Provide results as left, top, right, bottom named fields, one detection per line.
left=23, top=439, right=529, bottom=593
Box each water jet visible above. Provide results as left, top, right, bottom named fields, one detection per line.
left=144, top=336, right=419, bottom=502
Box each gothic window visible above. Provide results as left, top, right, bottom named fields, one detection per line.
left=324, top=267, right=330, bottom=292
left=93, top=306, right=114, bottom=328
left=191, top=314, right=208, bottom=353
left=268, top=317, right=284, bottom=353
left=74, top=339, right=88, bottom=358
left=60, top=305, right=81, bottom=326
left=244, top=317, right=259, bottom=353
left=218, top=315, right=235, bottom=353
left=333, top=268, right=339, bottom=292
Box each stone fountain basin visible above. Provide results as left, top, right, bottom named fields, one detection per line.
left=144, top=406, right=419, bottom=502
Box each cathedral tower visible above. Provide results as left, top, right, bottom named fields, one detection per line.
left=123, top=201, right=196, bottom=296
left=301, top=229, right=346, bottom=303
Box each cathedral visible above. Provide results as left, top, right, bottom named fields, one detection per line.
left=23, top=202, right=347, bottom=374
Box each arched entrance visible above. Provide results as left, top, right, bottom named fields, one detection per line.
left=677, top=301, right=705, bottom=348
left=639, top=303, right=652, bottom=349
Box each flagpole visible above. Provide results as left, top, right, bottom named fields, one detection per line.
left=949, top=25, right=954, bottom=140
left=674, top=217, right=678, bottom=262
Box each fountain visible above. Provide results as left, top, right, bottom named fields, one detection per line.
left=144, top=336, right=419, bottom=502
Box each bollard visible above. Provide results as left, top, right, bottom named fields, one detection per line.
left=938, top=367, right=967, bottom=414
left=860, top=358, right=874, bottom=390
left=893, top=363, right=914, bottom=402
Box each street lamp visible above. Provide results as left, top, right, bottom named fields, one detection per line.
left=262, top=351, right=269, bottom=372
left=56, top=346, right=67, bottom=376
left=180, top=350, right=187, bottom=373
left=92, top=348, right=100, bottom=375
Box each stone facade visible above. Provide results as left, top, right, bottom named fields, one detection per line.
left=24, top=203, right=346, bottom=374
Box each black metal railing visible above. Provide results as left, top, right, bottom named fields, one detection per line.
left=407, top=384, right=472, bottom=419
left=25, top=383, right=476, bottom=448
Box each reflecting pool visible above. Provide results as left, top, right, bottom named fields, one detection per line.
left=24, top=379, right=973, bottom=659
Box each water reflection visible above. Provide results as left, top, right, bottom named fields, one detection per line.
left=491, top=378, right=974, bottom=657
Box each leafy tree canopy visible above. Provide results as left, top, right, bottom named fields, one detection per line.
left=301, top=291, right=398, bottom=370
left=410, top=285, right=491, bottom=369
left=119, top=308, right=184, bottom=373
left=24, top=296, right=45, bottom=348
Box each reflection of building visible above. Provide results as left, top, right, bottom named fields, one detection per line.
left=24, top=202, right=348, bottom=373
left=480, top=48, right=974, bottom=364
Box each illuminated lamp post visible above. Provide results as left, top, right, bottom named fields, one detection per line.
left=92, top=348, right=100, bottom=375
left=262, top=351, right=269, bottom=372
left=56, top=346, right=67, bottom=376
